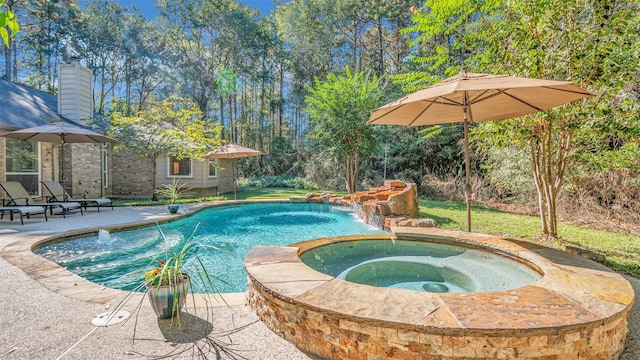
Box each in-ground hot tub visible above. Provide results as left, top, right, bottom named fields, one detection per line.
left=245, top=228, right=634, bottom=360
left=300, top=238, right=542, bottom=294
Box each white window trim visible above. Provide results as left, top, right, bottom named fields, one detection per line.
left=166, top=156, right=193, bottom=178
left=208, top=159, right=218, bottom=178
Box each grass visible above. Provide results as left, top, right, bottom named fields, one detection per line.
left=419, top=199, right=640, bottom=277
left=113, top=187, right=639, bottom=278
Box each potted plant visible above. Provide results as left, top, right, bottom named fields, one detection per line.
left=156, top=178, right=192, bottom=214
left=113, top=223, right=227, bottom=334
left=143, top=224, right=225, bottom=321
left=144, top=255, right=191, bottom=319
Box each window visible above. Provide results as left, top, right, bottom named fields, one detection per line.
left=208, top=159, right=218, bottom=178
left=168, top=156, right=192, bottom=177
left=5, top=138, right=40, bottom=195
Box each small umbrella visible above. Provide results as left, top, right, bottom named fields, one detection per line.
left=1, top=121, right=116, bottom=185
left=368, top=71, right=594, bottom=231
left=203, top=144, right=263, bottom=200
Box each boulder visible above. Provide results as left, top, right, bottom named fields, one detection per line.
left=412, top=218, right=437, bottom=228
left=377, top=202, right=391, bottom=216
left=386, top=183, right=419, bottom=218
left=384, top=180, right=407, bottom=189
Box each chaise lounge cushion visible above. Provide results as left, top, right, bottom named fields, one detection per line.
left=0, top=206, right=48, bottom=225
left=41, top=181, right=113, bottom=211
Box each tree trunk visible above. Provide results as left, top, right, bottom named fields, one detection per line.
left=527, top=115, right=573, bottom=238
left=279, top=61, right=284, bottom=138
left=3, top=37, right=12, bottom=80
left=530, top=143, right=549, bottom=236
left=219, top=96, right=225, bottom=140
left=151, top=156, right=159, bottom=201
left=377, top=16, right=384, bottom=75
left=344, top=151, right=360, bottom=194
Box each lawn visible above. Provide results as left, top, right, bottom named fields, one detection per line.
left=113, top=187, right=639, bottom=277
left=418, top=199, right=640, bottom=277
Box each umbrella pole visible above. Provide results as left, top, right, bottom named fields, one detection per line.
left=233, top=159, right=237, bottom=202
left=60, top=142, right=65, bottom=185
left=463, top=106, right=472, bottom=232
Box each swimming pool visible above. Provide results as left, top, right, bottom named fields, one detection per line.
left=35, top=203, right=385, bottom=293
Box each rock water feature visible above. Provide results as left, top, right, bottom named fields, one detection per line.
left=291, top=179, right=436, bottom=229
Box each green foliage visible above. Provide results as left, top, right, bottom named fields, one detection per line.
left=260, top=136, right=305, bottom=177
left=479, top=146, right=535, bottom=203
left=109, top=96, right=222, bottom=161
left=0, top=0, right=19, bottom=47
left=143, top=224, right=225, bottom=291
left=155, top=178, right=193, bottom=205
left=305, top=66, right=386, bottom=192
left=237, top=175, right=318, bottom=190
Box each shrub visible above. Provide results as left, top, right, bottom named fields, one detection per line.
left=237, top=175, right=319, bottom=190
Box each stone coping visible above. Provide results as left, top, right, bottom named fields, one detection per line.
left=245, top=227, right=634, bottom=336
left=0, top=199, right=289, bottom=309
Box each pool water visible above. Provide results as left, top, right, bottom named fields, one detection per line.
left=35, top=203, right=385, bottom=293
left=300, top=240, right=541, bottom=293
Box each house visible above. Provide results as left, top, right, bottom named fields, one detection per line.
left=0, top=61, right=235, bottom=199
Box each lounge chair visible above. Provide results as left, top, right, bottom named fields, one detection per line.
left=0, top=181, right=83, bottom=217
left=41, top=181, right=113, bottom=212
left=0, top=205, right=48, bottom=225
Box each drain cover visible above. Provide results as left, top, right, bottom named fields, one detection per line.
left=91, top=310, right=130, bottom=327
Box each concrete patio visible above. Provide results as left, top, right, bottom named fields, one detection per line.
left=0, top=202, right=638, bottom=359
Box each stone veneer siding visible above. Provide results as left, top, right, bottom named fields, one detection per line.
left=247, top=281, right=629, bottom=360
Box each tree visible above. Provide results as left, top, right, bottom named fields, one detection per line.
left=399, top=0, right=639, bottom=237
left=0, top=0, right=19, bottom=48
left=478, top=0, right=639, bottom=237
left=1, top=0, right=19, bottom=81
left=305, top=67, right=385, bottom=193
left=20, top=0, right=81, bottom=91
left=108, top=96, right=223, bottom=200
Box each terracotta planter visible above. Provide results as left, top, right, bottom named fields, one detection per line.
left=146, top=274, right=190, bottom=319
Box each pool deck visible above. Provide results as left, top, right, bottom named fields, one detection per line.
left=0, top=201, right=316, bottom=360
left=0, top=201, right=638, bottom=359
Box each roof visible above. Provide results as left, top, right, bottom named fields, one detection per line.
left=0, top=79, right=68, bottom=130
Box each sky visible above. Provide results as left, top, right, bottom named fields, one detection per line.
left=78, top=1, right=277, bottom=18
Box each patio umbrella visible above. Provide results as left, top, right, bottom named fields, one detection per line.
left=368, top=70, right=594, bottom=231
left=203, top=144, right=263, bottom=201
left=1, top=121, right=116, bottom=185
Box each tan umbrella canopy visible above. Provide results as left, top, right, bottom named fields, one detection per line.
left=2, top=121, right=116, bottom=143
left=368, top=71, right=594, bottom=231
left=203, top=144, right=263, bottom=200
left=203, top=144, right=264, bottom=159
left=1, top=121, right=116, bottom=186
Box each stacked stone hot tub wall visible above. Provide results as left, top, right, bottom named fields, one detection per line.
left=245, top=229, right=634, bottom=360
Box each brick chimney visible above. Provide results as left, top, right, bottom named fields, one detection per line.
left=57, top=59, right=93, bottom=124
